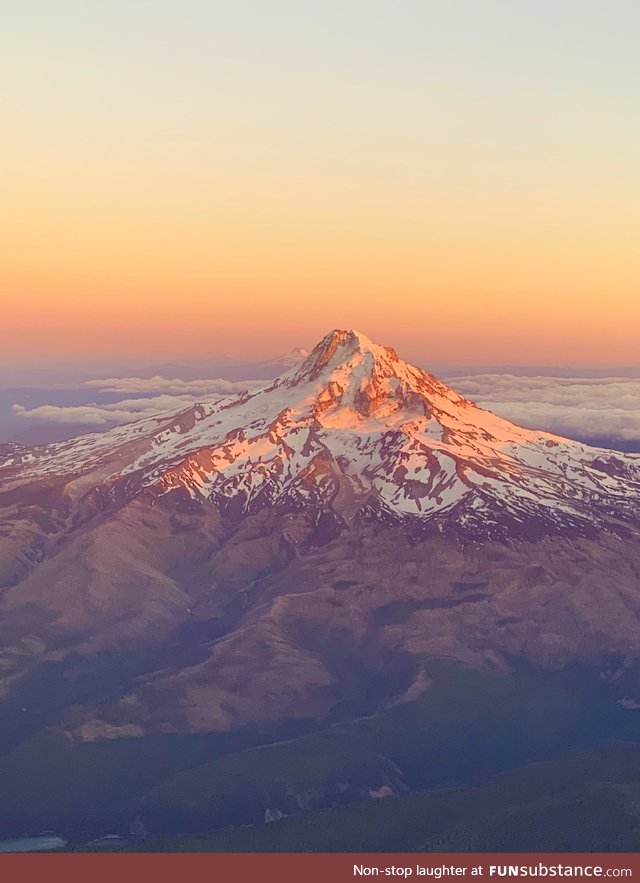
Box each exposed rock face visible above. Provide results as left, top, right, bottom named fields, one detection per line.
left=1, top=330, right=639, bottom=741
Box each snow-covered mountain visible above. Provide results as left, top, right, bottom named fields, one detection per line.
left=3, top=329, right=639, bottom=538
left=3, top=330, right=640, bottom=843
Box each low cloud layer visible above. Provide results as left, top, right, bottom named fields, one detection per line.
left=13, top=377, right=262, bottom=426
left=11, top=372, right=640, bottom=445
left=13, top=395, right=203, bottom=426
left=448, top=375, right=640, bottom=442
left=85, top=376, right=263, bottom=396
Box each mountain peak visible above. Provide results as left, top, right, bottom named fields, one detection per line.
left=282, top=329, right=405, bottom=387
left=322, top=328, right=380, bottom=351
left=312, top=328, right=397, bottom=365
left=275, top=328, right=462, bottom=424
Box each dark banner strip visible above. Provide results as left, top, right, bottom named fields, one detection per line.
left=1, top=853, right=638, bottom=883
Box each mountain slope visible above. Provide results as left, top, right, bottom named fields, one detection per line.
left=0, top=330, right=640, bottom=747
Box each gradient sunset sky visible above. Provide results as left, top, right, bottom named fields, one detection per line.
left=2, top=1, right=639, bottom=365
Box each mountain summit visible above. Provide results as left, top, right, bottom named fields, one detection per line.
left=278, top=328, right=465, bottom=417
left=3, top=329, right=639, bottom=539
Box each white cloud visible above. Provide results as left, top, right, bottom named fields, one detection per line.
left=12, top=377, right=263, bottom=426
left=447, top=375, right=640, bottom=442
left=85, top=376, right=263, bottom=395
left=13, top=404, right=133, bottom=426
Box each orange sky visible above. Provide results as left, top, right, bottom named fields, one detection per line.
left=2, top=2, right=639, bottom=366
